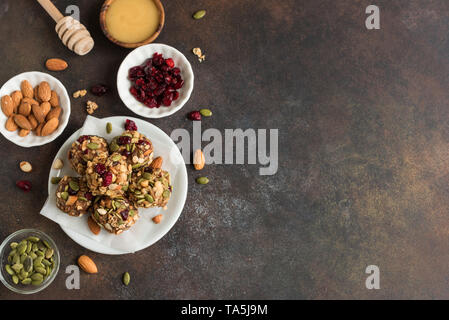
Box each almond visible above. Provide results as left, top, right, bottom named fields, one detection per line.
left=49, top=90, right=59, bottom=107
left=22, top=97, right=39, bottom=106
left=45, top=58, right=68, bottom=71
left=34, top=86, right=41, bottom=103
left=5, top=116, right=18, bottom=131
left=87, top=216, right=101, bottom=235
left=150, top=156, right=163, bottom=169
left=1, top=95, right=14, bottom=116
left=18, top=102, right=31, bottom=117
left=152, top=214, right=163, bottom=224
left=41, top=117, right=59, bottom=136
left=193, top=149, right=205, bottom=170
left=19, top=129, right=30, bottom=137
left=19, top=161, right=32, bottom=172
left=78, top=255, right=98, bottom=274
left=13, top=114, right=32, bottom=130
left=40, top=101, right=51, bottom=117
left=32, top=104, right=45, bottom=123
left=52, top=158, right=64, bottom=169
left=38, top=82, right=51, bottom=102
left=46, top=106, right=61, bottom=121
left=35, top=123, right=44, bottom=136
left=11, top=91, right=23, bottom=112
left=21, top=80, right=34, bottom=98
left=28, top=114, right=38, bottom=130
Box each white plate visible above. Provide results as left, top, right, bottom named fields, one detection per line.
left=117, top=43, right=194, bottom=119
left=0, top=71, right=70, bottom=147
left=47, top=116, right=188, bottom=255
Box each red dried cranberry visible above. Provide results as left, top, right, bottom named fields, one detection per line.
left=95, top=163, right=106, bottom=175
left=85, top=192, right=93, bottom=201
left=121, top=150, right=131, bottom=157
left=125, top=119, right=138, bottom=131
left=174, top=79, right=184, bottom=89
left=135, top=78, right=145, bottom=87
left=165, top=58, right=175, bottom=68
left=172, top=67, right=181, bottom=76
left=162, top=97, right=173, bottom=106
left=120, top=209, right=129, bottom=220
left=188, top=111, right=201, bottom=121
left=91, top=84, right=109, bottom=96
left=118, top=136, right=132, bottom=145
left=130, top=87, right=138, bottom=96
left=16, top=180, right=31, bottom=192
left=173, top=91, right=180, bottom=100
left=102, top=171, right=113, bottom=187
left=77, top=135, right=89, bottom=143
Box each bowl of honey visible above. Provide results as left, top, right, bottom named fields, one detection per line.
left=100, top=0, right=165, bottom=48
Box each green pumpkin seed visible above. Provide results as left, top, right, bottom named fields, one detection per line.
left=78, top=196, right=88, bottom=201
left=61, top=191, right=69, bottom=200
left=10, top=242, right=18, bottom=249
left=12, top=275, right=19, bottom=284
left=69, top=180, right=79, bottom=191
left=42, top=259, right=51, bottom=267
left=123, top=272, right=130, bottom=286
left=12, top=254, right=20, bottom=265
left=129, top=210, right=135, bottom=217
left=31, top=273, right=43, bottom=281
left=27, top=236, right=40, bottom=243
left=200, top=108, right=212, bottom=117
left=36, top=250, right=44, bottom=257
left=87, top=142, right=99, bottom=150
left=11, top=264, right=23, bottom=273
left=137, top=199, right=146, bottom=204
left=143, top=172, right=152, bottom=180
left=26, top=242, right=32, bottom=253
left=111, top=154, right=122, bottom=162
left=35, top=267, right=46, bottom=275
left=8, top=249, right=17, bottom=257
left=122, top=185, right=128, bottom=192
left=64, top=185, right=69, bottom=192
left=32, top=243, right=38, bottom=252
left=21, top=278, right=32, bottom=285
left=45, top=248, right=54, bottom=259
left=5, top=265, right=14, bottom=275
left=110, top=142, right=119, bottom=152
left=131, top=144, right=136, bottom=152
left=20, top=253, right=27, bottom=263
left=51, top=177, right=62, bottom=184
left=17, top=243, right=27, bottom=255
left=196, top=177, right=209, bottom=184
left=106, top=122, right=112, bottom=134
left=145, top=194, right=154, bottom=203
left=135, top=194, right=145, bottom=200
left=46, top=265, right=51, bottom=277
left=30, top=252, right=37, bottom=259
left=162, top=190, right=170, bottom=198
left=20, top=269, right=28, bottom=279
left=24, top=257, right=33, bottom=272
left=43, top=240, right=51, bottom=249
left=193, top=9, right=206, bottom=19
left=126, top=144, right=131, bottom=152
left=132, top=163, right=143, bottom=169
left=32, top=279, right=43, bottom=286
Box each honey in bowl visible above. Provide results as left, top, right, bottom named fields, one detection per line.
left=105, top=0, right=162, bottom=44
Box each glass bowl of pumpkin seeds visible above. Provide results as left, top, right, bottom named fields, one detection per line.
left=0, top=229, right=60, bottom=294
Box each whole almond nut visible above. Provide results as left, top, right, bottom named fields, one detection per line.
left=46, top=106, right=61, bottom=121
left=28, top=114, right=38, bottom=130
left=1, top=95, right=14, bottom=117
left=150, top=156, right=163, bottom=169
left=38, top=82, right=51, bottom=102
left=18, top=102, right=31, bottom=117
left=13, top=114, right=32, bottom=130
left=40, top=101, right=51, bottom=117
left=49, top=91, right=59, bottom=107
left=193, top=149, right=205, bottom=170
left=22, top=97, right=39, bottom=106
left=77, top=255, right=98, bottom=274
left=11, top=91, right=23, bottom=111
left=21, top=80, right=34, bottom=98
left=52, top=158, right=64, bottom=169
left=34, top=86, right=41, bottom=103
left=41, top=117, right=59, bottom=136
left=18, top=129, right=30, bottom=137
left=35, top=123, right=44, bottom=136
left=32, top=104, right=45, bottom=123
left=5, top=116, right=18, bottom=131
left=87, top=216, right=101, bottom=235
left=19, top=161, right=32, bottom=172
left=45, top=58, right=68, bottom=71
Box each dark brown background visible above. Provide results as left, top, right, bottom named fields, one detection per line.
left=0, top=0, right=448, bottom=299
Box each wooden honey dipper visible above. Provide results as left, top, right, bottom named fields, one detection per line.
left=37, top=0, right=94, bottom=56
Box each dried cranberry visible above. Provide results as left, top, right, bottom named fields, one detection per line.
left=120, top=209, right=129, bottom=221
left=174, top=79, right=184, bottom=89
left=85, top=192, right=93, bottom=201
left=165, top=58, right=175, bottom=68
left=118, top=136, right=132, bottom=145
left=77, top=135, right=89, bottom=143
left=16, top=180, right=31, bottom=192
left=172, top=67, right=181, bottom=76
left=91, top=84, right=109, bottom=96
left=188, top=111, right=201, bottom=121
left=173, top=91, right=180, bottom=100
left=137, top=139, right=150, bottom=145
left=162, top=97, right=173, bottom=106
left=125, top=119, right=138, bottom=131
left=95, top=163, right=106, bottom=175
left=130, top=86, right=138, bottom=96
left=102, top=171, right=113, bottom=187
left=121, top=150, right=131, bottom=157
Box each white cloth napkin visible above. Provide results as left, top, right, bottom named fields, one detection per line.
left=40, top=116, right=166, bottom=253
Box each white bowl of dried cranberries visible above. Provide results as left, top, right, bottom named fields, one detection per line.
left=116, top=43, right=194, bottom=119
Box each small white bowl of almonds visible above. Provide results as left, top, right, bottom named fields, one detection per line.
left=0, top=71, right=70, bottom=147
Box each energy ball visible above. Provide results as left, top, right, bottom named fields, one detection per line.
left=109, top=131, right=153, bottom=171
left=90, top=196, right=139, bottom=234
left=68, top=135, right=109, bottom=174
left=128, top=167, right=172, bottom=208
left=55, top=176, right=93, bottom=216
left=85, top=153, right=132, bottom=197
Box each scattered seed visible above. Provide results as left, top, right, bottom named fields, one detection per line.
left=52, top=158, right=64, bottom=170
left=106, top=122, right=112, bottom=134
left=196, top=177, right=209, bottom=184
left=199, top=109, right=212, bottom=117
left=19, top=161, right=32, bottom=173
left=193, top=9, right=206, bottom=19
left=51, top=177, right=62, bottom=184
left=123, top=272, right=130, bottom=286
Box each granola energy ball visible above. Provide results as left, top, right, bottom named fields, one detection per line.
left=128, top=168, right=172, bottom=208
left=85, top=153, right=132, bottom=197
left=55, top=176, right=93, bottom=216
left=68, top=135, right=109, bottom=174
left=90, top=196, right=139, bottom=234
left=109, top=131, right=153, bottom=171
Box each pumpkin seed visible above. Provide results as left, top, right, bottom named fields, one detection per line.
left=87, top=142, right=99, bottom=150
left=36, top=250, right=44, bottom=257
left=12, top=254, right=20, bottom=265
left=26, top=241, right=32, bottom=253
left=193, top=9, right=206, bottom=19
left=10, top=242, right=18, bottom=249
left=32, top=243, right=38, bottom=252
left=123, top=272, right=130, bottom=286
left=35, top=266, right=46, bottom=275
left=17, top=243, right=27, bottom=255
left=27, top=236, right=40, bottom=243
left=110, top=142, right=119, bottom=152
left=143, top=172, right=152, bottom=180
left=51, top=177, right=62, bottom=184
left=45, top=248, right=54, bottom=259
left=32, top=279, right=43, bottom=286
left=30, top=252, right=37, bottom=259
left=111, top=154, right=122, bottom=161
left=21, top=278, right=32, bottom=285
left=43, top=240, right=51, bottom=249
left=129, top=210, right=135, bottom=217
left=24, top=257, right=33, bottom=272
left=106, top=122, right=112, bottom=134
left=11, top=264, right=23, bottom=273
left=12, top=275, right=19, bottom=284
left=20, top=253, right=27, bottom=263
left=64, top=185, right=69, bottom=192
left=5, top=265, right=14, bottom=275
left=31, top=273, right=43, bottom=281
left=196, top=177, right=209, bottom=184
left=162, top=190, right=170, bottom=198
left=131, top=144, right=136, bottom=152
left=69, top=180, right=79, bottom=191
left=145, top=194, right=154, bottom=203
left=19, top=269, right=28, bottom=279
left=78, top=196, right=88, bottom=201
left=200, top=109, right=212, bottom=117
left=61, top=191, right=69, bottom=200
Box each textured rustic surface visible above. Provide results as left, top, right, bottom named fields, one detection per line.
left=0, top=0, right=448, bottom=299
